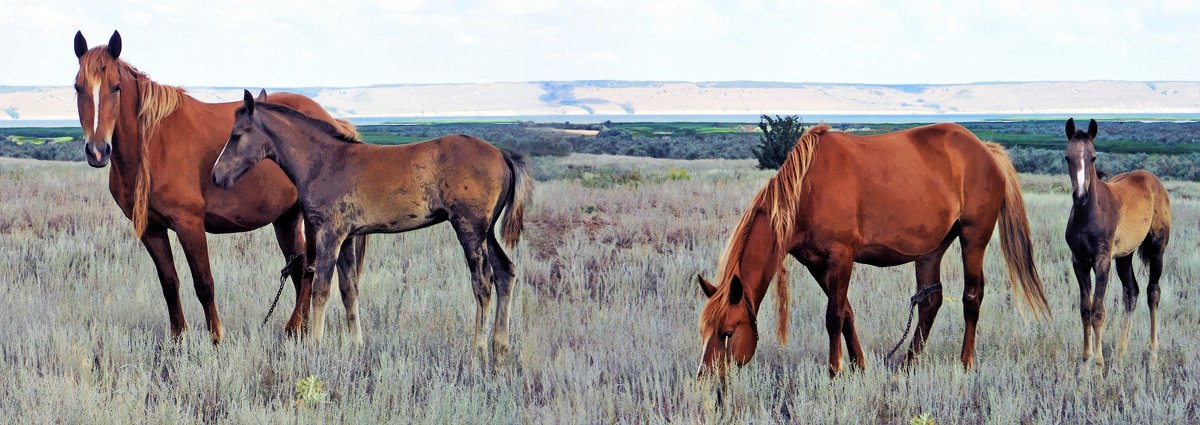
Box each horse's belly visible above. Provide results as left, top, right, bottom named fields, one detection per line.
left=1112, top=215, right=1152, bottom=257
left=855, top=246, right=926, bottom=267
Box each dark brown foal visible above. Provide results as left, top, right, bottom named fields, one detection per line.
left=213, top=91, right=533, bottom=367
left=1063, top=118, right=1171, bottom=366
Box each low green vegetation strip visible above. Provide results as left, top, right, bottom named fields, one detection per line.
left=4, top=119, right=1198, bottom=179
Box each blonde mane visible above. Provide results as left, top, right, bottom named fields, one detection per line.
left=698, top=123, right=830, bottom=345
left=81, top=48, right=186, bottom=237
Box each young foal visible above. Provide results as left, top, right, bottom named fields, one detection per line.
left=1063, top=118, right=1171, bottom=366
left=213, top=91, right=533, bottom=365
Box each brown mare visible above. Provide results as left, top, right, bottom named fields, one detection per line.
left=212, top=91, right=533, bottom=362
left=1063, top=118, right=1171, bottom=366
left=696, top=123, right=1052, bottom=377
left=72, top=31, right=365, bottom=343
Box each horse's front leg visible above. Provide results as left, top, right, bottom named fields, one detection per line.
left=1090, top=254, right=1113, bottom=367
left=140, top=227, right=187, bottom=338
left=174, top=215, right=223, bottom=344
left=1071, top=256, right=1094, bottom=362
left=336, top=236, right=364, bottom=345
left=307, top=224, right=345, bottom=346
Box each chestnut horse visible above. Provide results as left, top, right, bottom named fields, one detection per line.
left=1063, top=118, right=1171, bottom=366
left=696, top=123, right=1051, bottom=377
left=72, top=31, right=365, bottom=343
left=213, top=91, right=533, bottom=363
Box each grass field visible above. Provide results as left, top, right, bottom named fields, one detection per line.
left=2, top=155, right=1200, bottom=423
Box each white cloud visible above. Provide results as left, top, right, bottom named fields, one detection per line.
left=3, top=0, right=1198, bottom=86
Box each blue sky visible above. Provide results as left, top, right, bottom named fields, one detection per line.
left=3, top=0, right=1198, bottom=87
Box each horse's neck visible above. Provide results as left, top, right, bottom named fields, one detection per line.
left=1074, top=177, right=1116, bottom=218
left=736, top=211, right=785, bottom=309
left=269, top=116, right=350, bottom=188
left=107, top=73, right=149, bottom=198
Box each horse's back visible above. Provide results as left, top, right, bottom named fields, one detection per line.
left=355, top=133, right=510, bottom=220
left=266, top=93, right=360, bottom=139
left=802, top=123, right=1002, bottom=263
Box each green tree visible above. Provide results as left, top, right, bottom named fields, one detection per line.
left=753, top=114, right=805, bottom=169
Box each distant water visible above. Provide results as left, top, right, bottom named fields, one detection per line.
left=5, top=113, right=1197, bottom=128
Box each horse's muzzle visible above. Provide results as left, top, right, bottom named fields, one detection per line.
left=85, top=142, right=111, bottom=168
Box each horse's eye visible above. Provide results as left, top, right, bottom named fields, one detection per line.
left=112, top=84, right=121, bottom=93
left=721, top=331, right=733, bottom=341
left=1063, top=156, right=1069, bottom=162
left=73, top=84, right=83, bottom=93
left=1090, top=156, right=1096, bottom=162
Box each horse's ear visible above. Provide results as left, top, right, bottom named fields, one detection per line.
left=256, top=89, right=268, bottom=102
left=74, top=31, right=88, bottom=59
left=727, top=276, right=744, bottom=305
left=697, top=274, right=717, bottom=298
left=106, top=30, right=121, bottom=59
left=1065, top=118, right=1075, bottom=139
left=1087, top=119, right=1098, bottom=140
left=243, top=89, right=255, bottom=115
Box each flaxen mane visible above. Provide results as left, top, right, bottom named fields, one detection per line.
left=80, top=49, right=185, bottom=237
left=698, top=124, right=829, bottom=346
left=82, top=49, right=360, bottom=237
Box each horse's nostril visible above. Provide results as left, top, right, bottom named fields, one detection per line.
left=102, top=144, right=111, bottom=157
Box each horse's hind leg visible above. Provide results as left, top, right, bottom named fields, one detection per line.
left=1114, top=255, right=1138, bottom=359
left=1144, top=240, right=1166, bottom=355
left=336, top=236, right=364, bottom=345
left=451, top=217, right=494, bottom=366
left=486, top=234, right=517, bottom=366
left=908, top=233, right=955, bottom=363
left=958, top=224, right=993, bottom=370
left=271, top=205, right=311, bottom=336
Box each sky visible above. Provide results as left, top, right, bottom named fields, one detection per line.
left=2, top=0, right=1198, bottom=87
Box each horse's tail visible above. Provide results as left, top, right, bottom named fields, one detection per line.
left=499, top=151, right=534, bottom=249
left=984, top=142, right=1052, bottom=319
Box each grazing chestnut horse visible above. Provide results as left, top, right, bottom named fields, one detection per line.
left=696, top=123, right=1051, bottom=377
left=72, top=30, right=365, bottom=343
left=1063, top=118, right=1171, bottom=366
left=213, top=91, right=533, bottom=362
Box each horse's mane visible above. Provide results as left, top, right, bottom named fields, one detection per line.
left=80, top=48, right=185, bottom=237
left=698, top=123, right=829, bottom=346
left=238, top=102, right=362, bottom=144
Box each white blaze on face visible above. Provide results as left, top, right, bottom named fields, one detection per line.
left=91, top=84, right=100, bottom=135
left=1075, top=156, right=1087, bottom=197
left=215, top=139, right=229, bottom=167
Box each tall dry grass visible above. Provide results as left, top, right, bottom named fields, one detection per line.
left=2, top=155, right=1199, bottom=423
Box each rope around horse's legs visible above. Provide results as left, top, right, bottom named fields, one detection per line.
left=262, top=253, right=306, bottom=327
left=886, top=284, right=943, bottom=363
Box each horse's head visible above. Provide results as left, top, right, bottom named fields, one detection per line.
left=73, top=30, right=125, bottom=168
left=695, top=274, right=758, bottom=379
left=213, top=90, right=273, bottom=190
left=1064, top=118, right=1099, bottom=206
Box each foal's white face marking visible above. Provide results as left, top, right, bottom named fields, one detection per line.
left=1075, top=156, right=1086, bottom=197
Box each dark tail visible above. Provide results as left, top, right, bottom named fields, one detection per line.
left=354, top=235, right=368, bottom=277
left=500, top=151, right=533, bottom=249
left=984, top=143, right=1051, bottom=319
